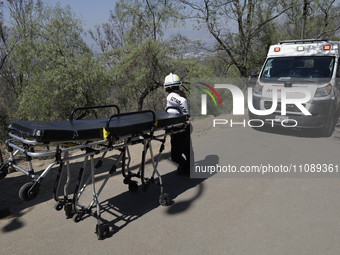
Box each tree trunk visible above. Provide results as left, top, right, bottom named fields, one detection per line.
left=0, top=148, right=3, bottom=163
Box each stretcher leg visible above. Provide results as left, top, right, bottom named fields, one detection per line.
left=77, top=151, right=108, bottom=201
left=90, top=155, right=100, bottom=223
left=121, top=147, right=140, bottom=192
left=89, top=156, right=112, bottom=240
left=53, top=151, right=71, bottom=211
left=150, top=138, right=171, bottom=206
left=63, top=156, right=89, bottom=219
left=70, top=148, right=124, bottom=236
left=128, top=135, right=171, bottom=206
left=74, top=149, right=123, bottom=215
left=18, top=161, right=58, bottom=202
left=71, top=150, right=125, bottom=239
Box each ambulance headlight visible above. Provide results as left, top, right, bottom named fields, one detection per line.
left=254, top=83, right=263, bottom=95
left=315, top=84, right=332, bottom=97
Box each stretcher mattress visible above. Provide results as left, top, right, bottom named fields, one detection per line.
left=8, top=111, right=186, bottom=142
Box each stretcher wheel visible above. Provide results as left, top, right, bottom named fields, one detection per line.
left=19, top=182, right=39, bottom=202
left=128, top=181, right=138, bottom=193
left=0, top=163, right=8, bottom=180
left=96, top=224, right=110, bottom=240
left=54, top=202, right=64, bottom=211
left=64, top=204, right=74, bottom=218
left=72, top=213, right=82, bottom=223
left=159, top=193, right=171, bottom=206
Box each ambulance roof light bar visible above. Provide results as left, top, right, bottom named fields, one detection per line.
left=278, top=39, right=328, bottom=45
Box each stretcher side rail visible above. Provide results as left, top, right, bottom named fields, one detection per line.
left=105, top=110, right=157, bottom=139
left=69, top=104, right=120, bottom=121
left=7, top=133, right=109, bottom=158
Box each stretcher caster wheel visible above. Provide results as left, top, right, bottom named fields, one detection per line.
left=64, top=204, right=74, bottom=218
left=159, top=193, right=171, bottom=206
left=72, top=213, right=82, bottom=223
left=128, top=181, right=138, bottom=193
left=96, top=224, right=110, bottom=240
left=19, top=182, right=39, bottom=202
left=0, top=163, right=8, bottom=180
left=54, top=202, right=64, bottom=211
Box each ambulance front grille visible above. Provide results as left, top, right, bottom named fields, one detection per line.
left=264, top=101, right=306, bottom=113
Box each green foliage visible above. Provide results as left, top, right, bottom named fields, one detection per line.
left=18, top=54, right=110, bottom=121
left=1, top=0, right=340, bottom=128
left=10, top=3, right=89, bottom=74
left=276, top=0, right=340, bottom=40
left=0, top=2, right=111, bottom=121
left=114, top=0, right=183, bottom=43
left=109, top=39, right=212, bottom=112
left=90, top=0, right=184, bottom=53
left=109, top=39, right=165, bottom=111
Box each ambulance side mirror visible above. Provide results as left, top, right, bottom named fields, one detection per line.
left=336, top=78, right=340, bottom=89
left=248, top=72, right=258, bottom=85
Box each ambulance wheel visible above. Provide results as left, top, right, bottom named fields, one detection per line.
left=128, top=181, right=138, bottom=193
left=96, top=224, right=110, bottom=240
left=159, top=193, right=171, bottom=206
left=72, top=213, right=82, bottom=223
left=0, top=163, right=8, bottom=180
left=319, top=111, right=336, bottom=137
left=54, top=202, right=63, bottom=211
left=19, top=182, right=39, bottom=202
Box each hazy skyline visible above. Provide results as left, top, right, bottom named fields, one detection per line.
left=36, top=0, right=212, bottom=51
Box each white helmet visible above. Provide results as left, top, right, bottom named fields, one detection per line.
left=164, top=73, right=182, bottom=88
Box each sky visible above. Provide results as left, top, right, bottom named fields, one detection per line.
left=45, top=0, right=117, bottom=30
left=22, top=0, right=214, bottom=51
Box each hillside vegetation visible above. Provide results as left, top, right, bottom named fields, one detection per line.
left=0, top=0, right=340, bottom=142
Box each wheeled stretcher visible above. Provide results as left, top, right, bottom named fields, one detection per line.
left=0, top=105, right=187, bottom=239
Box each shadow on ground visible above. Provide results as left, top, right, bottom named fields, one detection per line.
left=252, top=117, right=340, bottom=139
left=85, top=154, right=219, bottom=239
left=1, top=147, right=218, bottom=240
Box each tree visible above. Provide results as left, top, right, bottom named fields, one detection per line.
left=90, top=0, right=184, bottom=54
left=180, top=0, right=297, bottom=83
left=110, top=39, right=209, bottom=111
left=0, top=2, right=14, bottom=71
left=279, top=0, right=340, bottom=40
left=6, top=1, right=109, bottom=121
left=18, top=54, right=111, bottom=121
left=90, top=0, right=195, bottom=111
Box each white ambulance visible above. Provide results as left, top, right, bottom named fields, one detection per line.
left=249, top=39, right=340, bottom=136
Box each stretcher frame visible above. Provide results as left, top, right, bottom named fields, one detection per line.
left=0, top=105, right=187, bottom=239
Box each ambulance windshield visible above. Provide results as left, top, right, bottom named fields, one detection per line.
left=260, top=56, right=335, bottom=82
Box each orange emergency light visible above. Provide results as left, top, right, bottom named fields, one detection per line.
left=323, top=45, right=331, bottom=50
